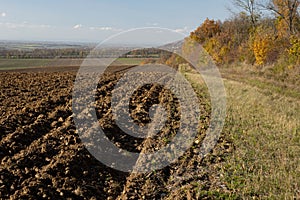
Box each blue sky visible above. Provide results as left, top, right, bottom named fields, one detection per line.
left=0, top=0, right=233, bottom=43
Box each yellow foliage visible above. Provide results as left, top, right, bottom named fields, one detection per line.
left=203, top=38, right=222, bottom=64
left=165, top=54, right=186, bottom=68
left=252, top=38, right=270, bottom=65
left=276, top=17, right=289, bottom=38
left=288, top=37, right=300, bottom=56
left=288, top=36, right=300, bottom=64
left=202, top=37, right=231, bottom=65
left=250, top=27, right=273, bottom=65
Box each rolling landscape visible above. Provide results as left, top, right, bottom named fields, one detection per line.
left=0, top=0, right=300, bottom=199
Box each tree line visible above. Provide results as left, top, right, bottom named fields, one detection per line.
left=188, top=0, right=300, bottom=71
left=0, top=48, right=91, bottom=59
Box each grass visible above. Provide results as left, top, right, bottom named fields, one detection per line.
left=246, top=78, right=300, bottom=99
left=183, top=67, right=300, bottom=199
left=222, top=79, right=300, bottom=198
left=220, top=65, right=300, bottom=99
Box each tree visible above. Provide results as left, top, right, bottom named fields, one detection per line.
left=232, top=0, right=261, bottom=27
left=190, top=18, right=221, bottom=43
left=260, top=0, right=300, bottom=35
left=250, top=25, right=280, bottom=65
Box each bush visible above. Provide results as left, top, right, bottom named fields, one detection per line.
left=288, top=36, right=300, bottom=65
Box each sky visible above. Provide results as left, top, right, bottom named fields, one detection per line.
left=0, top=0, right=233, bottom=43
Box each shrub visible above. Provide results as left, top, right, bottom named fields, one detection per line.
left=288, top=36, right=300, bottom=65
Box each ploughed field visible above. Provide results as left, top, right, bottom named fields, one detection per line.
left=0, top=66, right=232, bottom=199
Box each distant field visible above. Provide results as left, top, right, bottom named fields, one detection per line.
left=0, top=59, right=55, bottom=70
left=0, top=59, right=85, bottom=71
left=0, top=58, right=152, bottom=71
left=0, top=42, right=89, bottom=51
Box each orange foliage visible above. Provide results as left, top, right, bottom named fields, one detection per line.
left=188, top=4, right=300, bottom=69
left=190, top=18, right=221, bottom=43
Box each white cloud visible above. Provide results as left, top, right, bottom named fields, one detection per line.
left=174, top=27, right=190, bottom=35
left=73, top=24, right=82, bottom=29
left=0, top=22, right=52, bottom=29
left=146, top=22, right=159, bottom=26
left=91, top=26, right=112, bottom=31
left=89, top=26, right=123, bottom=32
left=1, top=12, right=6, bottom=17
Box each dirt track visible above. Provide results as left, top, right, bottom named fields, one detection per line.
left=0, top=66, right=232, bottom=199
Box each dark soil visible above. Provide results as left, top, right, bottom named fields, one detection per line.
left=0, top=66, right=233, bottom=199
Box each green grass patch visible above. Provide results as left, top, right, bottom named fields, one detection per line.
left=246, top=78, right=300, bottom=99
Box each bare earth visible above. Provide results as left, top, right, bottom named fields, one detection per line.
left=0, top=66, right=232, bottom=199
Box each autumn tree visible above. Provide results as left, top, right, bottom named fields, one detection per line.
left=232, top=0, right=261, bottom=27
left=188, top=2, right=300, bottom=69
left=261, top=0, right=300, bottom=35
left=222, top=13, right=257, bottom=63
left=190, top=18, right=221, bottom=43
